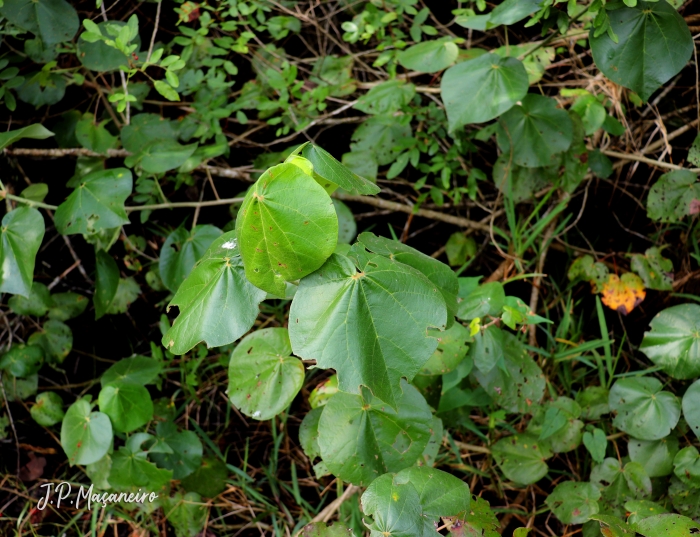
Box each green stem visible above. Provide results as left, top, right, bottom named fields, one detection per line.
left=2, top=192, right=58, bottom=211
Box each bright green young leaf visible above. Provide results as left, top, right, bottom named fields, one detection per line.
left=150, top=421, right=203, bottom=479
left=101, top=356, right=162, bottom=386
left=472, top=331, right=545, bottom=414
left=630, top=247, right=673, bottom=291
left=0, top=0, right=79, bottom=45
left=0, top=344, right=43, bottom=378
left=154, top=79, right=180, bottom=102
left=674, top=446, right=700, bottom=487
left=0, top=123, right=54, bottom=150
left=60, top=398, right=113, bottom=466
left=546, top=481, right=601, bottom=525
left=228, top=328, right=304, bottom=421
left=628, top=436, right=679, bottom=477
left=159, top=225, right=222, bottom=292
left=29, top=319, right=72, bottom=363
left=162, top=232, right=266, bottom=355
left=0, top=207, right=45, bottom=297
left=54, top=168, right=132, bottom=235
left=8, top=282, right=51, bottom=316
left=682, top=379, right=700, bottom=440
left=625, top=500, right=670, bottom=525
left=647, top=170, right=700, bottom=223
left=570, top=93, right=607, bottom=135
left=491, top=433, right=552, bottom=485
left=583, top=427, right=608, bottom=463
left=441, top=53, right=528, bottom=130
left=457, top=281, right=505, bottom=321
left=397, top=38, right=458, bottom=73
left=47, top=292, right=88, bottom=321
left=353, top=80, right=416, bottom=116
left=30, top=391, right=65, bottom=426
left=393, top=466, right=471, bottom=518
left=290, top=252, right=447, bottom=408
left=496, top=94, right=574, bottom=168
left=236, top=162, right=338, bottom=296
left=589, top=1, right=693, bottom=102
left=609, top=377, right=680, bottom=440
left=357, top=232, right=459, bottom=322
left=98, top=381, right=153, bottom=433
left=317, top=382, right=432, bottom=486
left=20, top=183, right=49, bottom=203
left=639, top=304, right=700, bottom=379
left=636, top=514, right=700, bottom=537
left=420, top=321, right=470, bottom=375
left=360, top=473, right=424, bottom=537
left=94, top=250, right=119, bottom=320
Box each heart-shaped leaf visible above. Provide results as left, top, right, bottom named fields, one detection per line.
left=441, top=53, right=528, bottom=130
left=60, top=398, right=112, bottom=466
left=496, top=94, right=573, bottom=168
left=640, top=304, right=700, bottom=379
left=301, top=144, right=379, bottom=195
left=491, top=433, right=552, bottom=485
left=590, top=1, right=693, bottom=102
left=397, top=38, right=458, bottom=73
left=236, top=162, right=338, bottom=296
left=361, top=473, right=424, bottom=537
left=30, top=391, right=65, bottom=426
left=647, top=170, right=700, bottom=223
left=228, top=328, right=304, bottom=421
left=55, top=168, right=132, bottom=235
left=682, top=379, right=700, bottom=439
left=393, top=466, right=470, bottom=518
left=290, top=252, right=447, bottom=409
left=149, top=421, right=202, bottom=479
left=98, top=381, right=153, bottom=433
left=162, top=232, right=266, bottom=355
left=609, top=377, right=680, bottom=440
left=628, top=436, right=678, bottom=478
left=546, top=481, right=601, bottom=525
left=673, top=446, right=700, bottom=487
left=101, top=356, right=162, bottom=386
left=317, top=382, right=432, bottom=486
left=0, top=207, right=45, bottom=297
left=636, top=514, right=700, bottom=537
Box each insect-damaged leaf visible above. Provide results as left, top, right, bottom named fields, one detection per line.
left=236, top=162, right=338, bottom=297
left=631, top=247, right=673, bottom=291
left=163, top=231, right=266, bottom=355
left=54, top=168, right=132, bottom=235
left=228, top=328, right=304, bottom=421
left=317, top=382, right=432, bottom=486
left=546, top=481, right=601, bottom=525
left=647, top=170, right=700, bottom=223
left=289, top=251, right=447, bottom=409
left=491, top=433, right=552, bottom=485
left=600, top=273, right=645, bottom=315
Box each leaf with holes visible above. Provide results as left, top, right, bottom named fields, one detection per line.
left=159, top=225, right=222, bottom=292
left=360, top=473, right=424, bottom=537
left=636, top=514, right=700, bottom=537
left=673, top=446, right=700, bottom=487
left=491, top=433, right=552, bottom=485
left=600, top=273, right=646, bottom=315
left=30, top=391, right=64, bottom=427
left=163, top=231, right=267, bottom=354
left=590, top=1, right=693, bottom=102
left=236, top=163, right=338, bottom=296
left=54, top=168, right=131, bottom=235
left=647, top=170, right=700, bottom=223
left=290, top=251, right=447, bottom=409
left=317, top=382, right=432, bottom=486
left=631, top=247, right=674, bottom=291
left=640, top=304, right=700, bottom=380
left=228, top=328, right=304, bottom=421
left=609, top=377, right=680, bottom=440
left=546, top=481, right=601, bottom=525
left=420, top=321, right=471, bottom=375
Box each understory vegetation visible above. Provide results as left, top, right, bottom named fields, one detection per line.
left=2, top=1, right=700, bottom=536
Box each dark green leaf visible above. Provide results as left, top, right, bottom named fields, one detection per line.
left=47, top=292, right=88, bottom=321
left=609, top=377, right=680, bottom=440
left=8, top=282, right=51, bottom=316
left=590, top=1, right=693, bottom=101
left=491, top=433, right=552, bottom=485
left=630, top=247, right=674, bottom=291
left=420, top=321, right=471, bottom=375
left=30, top=391, right=64, bottom=426
left=397, top=38, right=458, bottom=73
left=121, top=113, right=178, bottom=153
left=101, top=356, right=162, bottom=386
left=75, top=118, right=118, bottom=155
left=159, top=225, right=222, bottom=292
left=647, top=170, right=700, bottom=223
left=0, top=344, right=44, bottom=378
left=636, top=514, right=700, bottom=537
left=673, top=446, right=700, bottom=487
left=94, top=250, right=119, bottom=320
left=0, top=0, right=78, bottom=45
left=353, top=80, right=416, bottom=115
left=546, top=481, right=601, bottom=524
left=682, top=379, right=700, bottom=439
left=457, top=281, right=505, bottom=321
left=0, top=123, right=54, bottom=150
left=29, top=319, right=72, bottom=363
left=180, top=457, right=228, bottom=498
left=98, top=381, right=153, bottom=433
left=150, top=421, right=203, bottom=479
